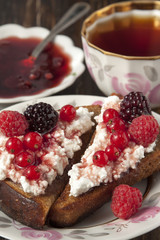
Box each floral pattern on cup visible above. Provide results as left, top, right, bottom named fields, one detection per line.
left=111, top=72, right=160, bottom=106
left=82, top=38, right=96, bottom=82
left=112, top=73, right=151, bottom=95
left=82, top=37, right=160, bottom=107
left=148, top=84, right=160, bottom=105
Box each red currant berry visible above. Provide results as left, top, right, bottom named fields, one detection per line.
left=103, top=109, right=119, bottom=123
left=110, top=130, right=129, bottom=150
left=23, top=132, right=43, bottom=151
left=59, top=105, right=76, bottom=122
left=24, top=166, right=40, bottom=180
left=15, top=151, right=35, bottom=168
left=105, top=145, right=121, bottom=161
left=5, top=137, right=23, bottom=154
left=106, top=117, right=126, bottom=133
left=93, top=150, right=108, bottom=167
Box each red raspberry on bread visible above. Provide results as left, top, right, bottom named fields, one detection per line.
left=0, top=110, right=28, bottom=137
left=128, top=115, right=159, bottom=147
left=111, top=184, right=143, bottom=219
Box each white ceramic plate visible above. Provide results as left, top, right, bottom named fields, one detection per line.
left=0, top=24, right=85, bottom=103
left=0, top=95, right=160, bottom=240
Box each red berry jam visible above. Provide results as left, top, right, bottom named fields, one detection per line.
left=0, top=37, right=71, bottom=98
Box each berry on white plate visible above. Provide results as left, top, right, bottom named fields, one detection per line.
left=111, top=184, right=143, bottom=219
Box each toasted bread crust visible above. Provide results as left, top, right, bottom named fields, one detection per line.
left=49, top=132, right=160, bottom=227
left=0, top=105, right=101, bottom=229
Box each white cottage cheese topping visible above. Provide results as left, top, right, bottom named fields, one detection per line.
left=0, top=107, right=94, bottom=196
left=69, top=96, right=156, bottom=197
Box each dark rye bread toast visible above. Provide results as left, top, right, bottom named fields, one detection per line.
left=0, top=105, right=101, bottom=229
left=49, top=131, right=160, bottom=227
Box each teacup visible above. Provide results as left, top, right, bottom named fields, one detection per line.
left=81, top=1, right=160, bottom=108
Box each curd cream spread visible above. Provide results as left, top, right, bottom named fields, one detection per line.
left=68, top=96, right=156, bottom=197
left=0, top=107, right=94, bottom=196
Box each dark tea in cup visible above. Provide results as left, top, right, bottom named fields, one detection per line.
left=87, top=11, right=160, bottom=57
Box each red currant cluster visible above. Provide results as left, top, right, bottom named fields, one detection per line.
left=4, top=104, right=77, bottom=181
left=93, top=108, right=159, bottom=167
left=93, top=108, right=129, bottom=167
left=5, top=132, right=43, bottom=180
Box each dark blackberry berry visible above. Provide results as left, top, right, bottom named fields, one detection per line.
left=120, top=92, right=152, bottom=123
left=24, top=102, right=58, bottom=134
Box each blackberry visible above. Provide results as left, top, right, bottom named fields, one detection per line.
left=24, top=102, right=58, bottom=134
left=120, top=92, right=152, bottom=123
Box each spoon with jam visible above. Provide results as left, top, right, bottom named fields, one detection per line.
left=24, top=2, right=90, bottom=82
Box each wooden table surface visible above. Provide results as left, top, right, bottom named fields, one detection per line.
left=0, top=0, right=160, bottom=239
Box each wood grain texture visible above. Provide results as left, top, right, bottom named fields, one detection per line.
left=0, top=0, right=159, bottom=239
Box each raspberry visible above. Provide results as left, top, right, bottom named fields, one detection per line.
left=128, top=115, right=159, bottom=147
left=120, top=92, right=151, bottom=123
left=24, top=102, right=58, bottom=134
left=111, top=184, right=143, bottom=219
left=0, top=110, right=28, bottom=137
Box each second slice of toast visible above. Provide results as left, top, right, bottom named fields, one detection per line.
left=49, top=95, right=160, bottom=227
left=49, top=132, right=160, bottom=227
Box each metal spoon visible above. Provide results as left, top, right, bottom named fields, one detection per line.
left=31, top=2, right=90, bottom=59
